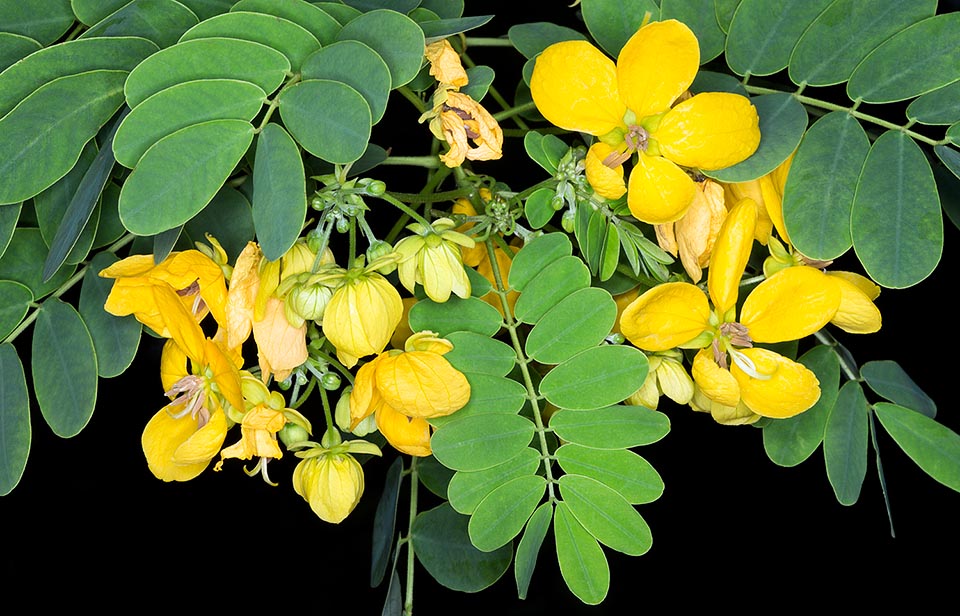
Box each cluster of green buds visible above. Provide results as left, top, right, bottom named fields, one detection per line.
left=310, top=173, right=386, bottom=234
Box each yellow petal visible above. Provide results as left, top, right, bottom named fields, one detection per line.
left=253, top=297, right=308, bottom=382
left=707, top=197, right=757, bottom=315
left=585, top=142, right=627, bottom=200
left=173, top=407, right=228, bottom=465
left=375, top=351, right=471, bottom=419
left=723, top=179, right=772, bottom=244
left=99, top=254, right=156, bottom=278
left=732, top=348, right=820, bottom=418
left=436, top=92, right=503, bottom=167
left=531, top=40, right=626, bottom=135
left=617, top=19, right=699, bottom=119
left=652, top=92, right=760, bottom=170
left=674, top=179, right=727, bottom=283
left=425, top=39, right=468, bottom=87
left=295, top=455, right=365, bottom=523
left=758, top=173, right=789, bottom=245
left=827, top=272, right=882, bottom=334
left=220, top=405, right=285, bottom=461
left=656, top=357, right=695, bottom=405
left=691, top=348, right=740, bottom=408
left=620, top=282, right=711, bottom=351
left=350, top=356, right=383, bottom=428
left=627, top=152, right=697, bottom=224
left=203, top=338, right=244, bottom=413
left=323, top=273, right=402, bottom=368
left=151, top=283, right=207, bottom=364
left=376, top=402, right=433, bottom=457
left=142, top=405, right=212, bottom=482
left=159, top=338, right=188, bottom=394
left=829, top=270, right=880, bottom=301
left=740, top=266, right=840, bottom=343
left=225, top=242, right=262, bottom=350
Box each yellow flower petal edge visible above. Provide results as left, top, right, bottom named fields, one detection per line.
left=708, top=197, right=757, bottom=316
left=653, top=92, right=761, bottom=170
left=740, top=266, right=840, bottom=343
left=732, top=348, right=821, bottom=419
left=620, top=282, right=711, bottom=351
left=691, top=348, right=740, bottom=408
left=827, top=273, right=882, bottom=334
left=375, top=351, right=471, bottom=419
left=617, top=19, right=699, bottom=119
left=585, top=142, right=627, bottom=200
left=375, top=403, right=433, bottom=457
left=627, top=152, right=697, bottom=224
left=530, top=39, right=626, bottom=136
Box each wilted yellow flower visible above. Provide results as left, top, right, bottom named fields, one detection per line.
left=293, top=452, right=365, bottom=524
left=620, top=198, right=841, bottom=420
left=350, top=331, right=471, bottom=456
left=531, top=19, right=760, bottom=224
left=395, top=218, right=475, bottom=302
left=424, top=39, right=468, bottom=87
left=655, top=179, right=727, bottom=283
left=323, top=263, right=403, bottom=369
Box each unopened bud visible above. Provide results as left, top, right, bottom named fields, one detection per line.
left=279, top=422, right=310, bottom=448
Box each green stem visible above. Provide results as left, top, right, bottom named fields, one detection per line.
left=743, top=85, right=943, bottom=146
left=868, top=409, right=896, bottom=538
left=484, top=239, right=558, bottom=501
left=377, top=192, right=433, bottom=228
left=463, top=37, right=515, bottom=47
left=384, top=164, right=453, bottom=244
left=2, top=232, right=136, bottom=345
left=397, top=85, right=428, bottom=115
left=380, top=156, right=441, bottom=168
left=256, top=74, right=301, bottom=132
left=312, top=348, right=355, bottom=386
left=493, top=101, right=537, bottom=123
left=388, top=188, right=476, bottom=204
left=403, top=456, right=420, bottom=616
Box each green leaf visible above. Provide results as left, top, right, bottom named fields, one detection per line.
left=550, top=404, right=668, bottom=448
left=312, top=1, right=361, bottom=26
left=447, top=447, right=541, bottom=515
left=178, top=0, right=233, bottom=20
left=0, top=70, right=126, bottom=205
left=421, top=15, right=494, bottom=41
left=691, top=70, right=747, bottom=96
left=782, top=111, right=870, bottom=260
left=908, top=81, right=960, bottom=126
left=661, top=0, right=725, bottom=63
left=418, top=0, right=463, bottom=19
left=182, top=187, right=255, bottom=263
left=0, top=0, right=75, bottom=45
left=579, top=0, right=659, bottom=57
left=724, top=0, right=833, bottom=77
left=113, top=79, right=266, bottom=169
left=0, top=37, right=157, bottom=118
left=408, top=296, right=502, bottom=337
left=515, top=501, right=552, bottom=600
left=370, top=456, right=403, bottom=587
left=31, top=299, right=98, bottom=438
left=80, top=0, right=200, bottom=48
left=874, top=403, right=960, bottom=493
left=555, top=444, right=664, bottom=504
left=469, top=475, right=546, bottom=552
left=430, top=413, right=536, bottom=472
left=461, top=65, right=495, bottom=102
left=847, top=13, right=960, bottom=104
left=559, top=474, right=652, bottom=556
left=850, top=130, right=942, bottom=288
left=0, top=33, right=42, bottom=73
left=72, top=0, right=134, bottom=25
left=936, top=145, right=960, bottom=181
left=302, top=41, right=392, bottom=124
left=279, top=79, right=372, bottom=164
left=714, top=0, right=740, bottom=33
left=936, top=164, right=960, bottom=232
left=411, top=503, right=512, bottom=592
left=78, top=252, right=142, bottom=378
left=523, top=188, right=556, bottom=230
left=789, top=0, right=936, bottom=87
left=0, top=228, right=76, bottom=300
left=763, top=345, right=840, bottom=467
left=119, top=119, right=255, bottom=236
left=153, top=226, right=181, bottom=263
left=342, top=0, right=418, bottom=12
left=513, top=256, right=591, bottom=325
left=0, top=281, right=32, bottom=340
left=180, top=10, right=321, bottom=71
left=428, top=373, right=526, bottom=426
left=231, top=0, right=341, bottom=45
left=507, top=21, right=588, bottom=59
left=860, top=360, right=936, bottom=419
left=335, top=9, right=424, bottom=88
left=0, top=343, right=30, bottom=496
left=443, top=331, right=516, bottom=377
left=539, top=346, right=649, bottom=411
left=252, top=123, right=306, bottom=261
left=417, top=454, right=454, bottom=499
left=0, top=203, right=20, bottom=260
left=523, top=132, right=556, bottom=175
left=123, top=37, right=290, bottom=108
left=553, top=501, right=609, bottom=605
left=525, top=287, right=616, bottom=365
left=508, top=231, right=572, bottom=292
left=823, top=380, right=869, bottom=506
left=704, top=92, right=807, bottom=183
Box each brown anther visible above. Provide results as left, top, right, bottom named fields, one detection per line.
left=602, top=125, right=649, bottom=169
left=176, top=279, right=200, bottom=297
left=719, top=322, right=753, bottom=348
left=799, top=255, right=834, bottom=270
left=712, top=338, right=728, bottom=370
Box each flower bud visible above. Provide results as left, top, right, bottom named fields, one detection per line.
left=320, top=372, right=342, bottom=390
left=287, top=282, right=333, bottom=323
left=366, top=240, right=397, bottom=275
left=278, top=422, right=310, bottom=448
left=561, top=209, right=575, bottom=233
left=292, top=453, right=365, bottom=524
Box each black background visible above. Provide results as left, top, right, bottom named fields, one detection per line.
left=3, top=3, right=959, bottom=612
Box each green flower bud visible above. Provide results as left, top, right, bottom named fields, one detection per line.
left=561, top=209, right=575, bottom=233
left=279, top=422, right=310, bottom=448
left=321, top=372, right=342, bottom=390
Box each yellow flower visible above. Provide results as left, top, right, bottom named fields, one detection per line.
left=100, top=249, right=228, bottom=338
left=322, top=262, right=403, bottom=369
left=424, top=39, right=468, bottom=87
left=722, top=152, right=794, bottom=245
left=655, top=178, right=727, bottom=283
left=531, top=19, right=760, bottom=224
left=395, top=218, right=475, bottom=302
left=626, top=352, right=694, bottom=410
left=143, top=329, right=243, bottom=482
left=349, top=331, right=471, bottom=456
left=292, top=452, right=365, bottom=524
left=620, top=198, right=841, bottom=420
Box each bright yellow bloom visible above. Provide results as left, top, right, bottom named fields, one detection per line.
left=655, top=178, right=727, bottom=283
left=620, top=198, right=840, bottom=420
left=722, top=152, right=794, bottom=245
left=349, top=331, right=471, bottom=456
left=100, top=249, right=228, bottom=338
left=395, top=218, right=475, bottom=302
left=292, top=452, right=365, bottom=524
left=531, top=20, right=760, bottom=224
left=322, top=261, right=403, bottom=369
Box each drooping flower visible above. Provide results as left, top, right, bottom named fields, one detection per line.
left=655, top=178, right=727, bottom=283
left=349, top=331, right=471, bottom=456
left=424, top=39, right=468, bottom=87
left=531, top=19, right=760, bottom=224
left=626, top=351, right=694, bottom=410
left=394, top=218, right=475, bottom=302
left=619, top=198, right=841, bottom=420
left=292, top=452, right=365, bottom=524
